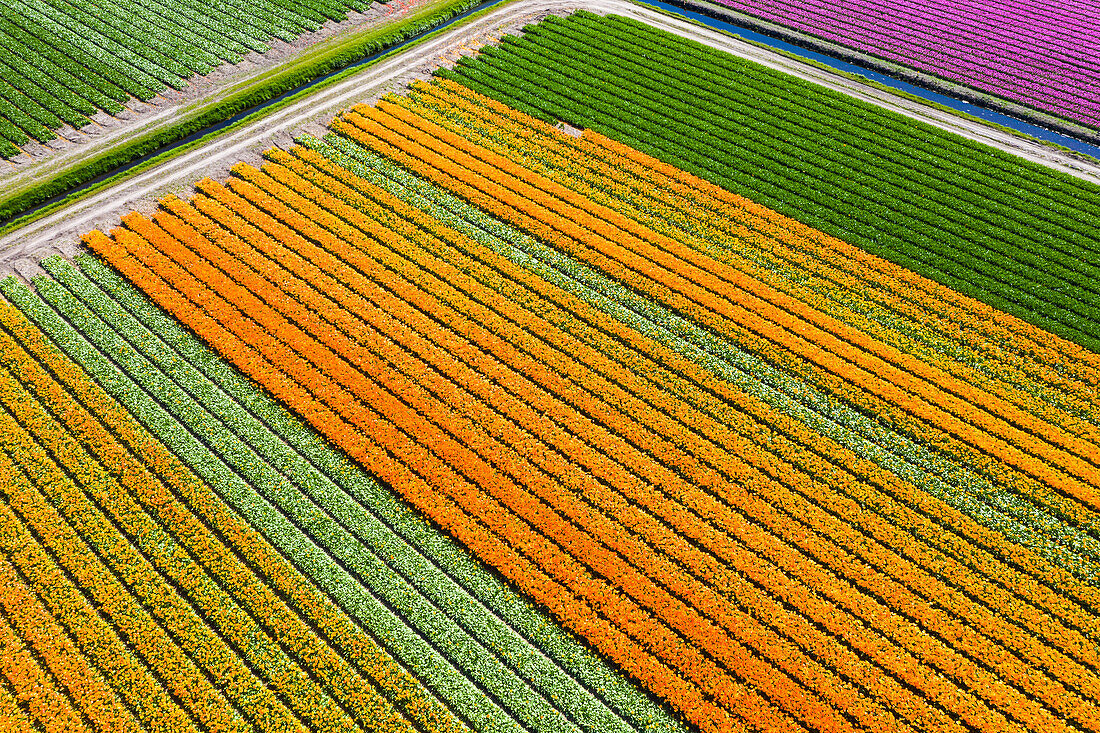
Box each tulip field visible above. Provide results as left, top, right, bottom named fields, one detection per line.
left=3, top=8, right=1100, bottom=733
left=706, top=0, right=1100, bottom=129
left=0, top=0, right=377, bottom=157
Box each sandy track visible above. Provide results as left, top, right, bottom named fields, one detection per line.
left=3, top=0, right=1098, bottom=277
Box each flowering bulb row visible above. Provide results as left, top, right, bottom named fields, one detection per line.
left=310, top=128, right=1100, bottom=635
left=15, top=249, right=684, bottom=733
left=0, top=286, right=489, bottom=732
left=402, top=77, right=1100, bottom=568
left=77, top=89, right=1100, bottom=733
left=319, top=90, right=1099, bottom=730
left=339, top=97, right=1100, bottom=532
left=441, top=12, right=1100, bottom=353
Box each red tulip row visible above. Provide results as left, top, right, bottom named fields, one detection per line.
left=330, top=105, right=1096, bottom=732
left=82, top=222, right=742, bottom=733
left=391, top=83, right=1100, bottom=650
left=365, top=97, right=1100, bottom=508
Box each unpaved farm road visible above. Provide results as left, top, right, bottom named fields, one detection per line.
left=4, top=0, right=1099, bottom=275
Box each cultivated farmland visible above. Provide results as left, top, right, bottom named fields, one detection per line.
left=1, top=5, right=1097, bottom=733
left=0, top=0, right=383, bottom=158
left=702, top=0, right=1100, bottom=131
left=442, top=11, right=1100, bottom=350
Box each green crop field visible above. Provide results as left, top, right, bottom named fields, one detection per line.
left=0, top=0, right=378, bottom=157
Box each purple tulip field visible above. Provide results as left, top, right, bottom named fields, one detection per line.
left=713, top=0, right=1100, bottom=128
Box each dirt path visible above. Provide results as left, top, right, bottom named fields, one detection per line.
left=4, top=0, right=1098, bottom=277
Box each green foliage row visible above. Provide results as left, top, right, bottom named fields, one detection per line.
left=0, top=0, right=380, bottom=157
left=0, top=0, right=481, bottom=228
left=441, top=11, right=1100, bottom=352
left=1, top=248, right=682, bottom=733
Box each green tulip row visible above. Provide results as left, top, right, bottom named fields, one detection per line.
left=313, top=131, right=1100, bottom=590
left=4, top=249, right=684, bottom=733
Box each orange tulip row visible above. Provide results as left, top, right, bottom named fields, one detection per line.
left=329, top=107, right=1100, bottom=731
left=404, top=82, right=1100, bottom=500
left=411, top=84, right=1100, bottom=545
left=337, top=102, right=1100, bottom=550
left=336, top=100, right=1100, bottom=647
left=518, top=125, right=1100, bottom=525
left=275, top=140, right=1100, bottom=686
left=389, top=94, right=1100, bottom=598
left=365, top=98, right=1100, bottom=506
left=233, top=147, right=1044, bottom=733
left=145, top=177, right=805, bottom=731
left=327, top=118, right=1100, bottom=653
left=0, top=316, right=323, bottom=733
left=80, top=103, right=1100, bottom=731
left=200, top=155, right=924, bottom=733
left=312, top=122, right=1100, bottom=689
left=82, top=220, right=741, bottom=733
left=583, top=127, right=1100, bottom=385
left=433, top=70, right=1100, bottom=397
left=325, top=126, right=1100, bottom=647
left=411, top=80, right=1100, bottom=449
left=0, top=555, right=138, bottom=733
left=205, top=142, right=1086, bottom=731
left=385, top=89, right=1100, bottom=647
left=0, top=557, right=87, bottom=733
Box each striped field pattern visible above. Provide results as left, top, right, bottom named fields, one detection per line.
left=65, top=71, right=1100, bottom=732
left=3, top=11, right=1100, bottom=733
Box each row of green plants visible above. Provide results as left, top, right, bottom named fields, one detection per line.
left=0, top=0, right=483, bottom=227
left=315, top=132, right=1100, bottom=587
left=0, top=0, right=376, bottom=153
left=1, top=252, right=683, bottom=733
left=482, top=16, right=1100, bottom=328
left=541, top=14, right=1100, bottom=281
left=440, top=11, right=1100, bottom=352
